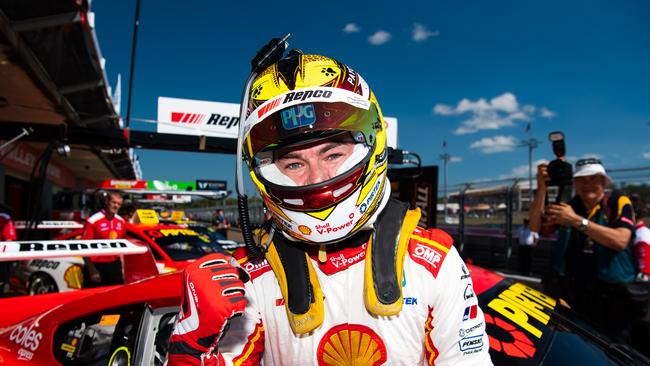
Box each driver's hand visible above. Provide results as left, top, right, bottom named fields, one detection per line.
left=168, top=253, right=248, bottom=366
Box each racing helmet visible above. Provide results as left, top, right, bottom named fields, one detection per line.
left=241, top=51, right=390, bottom=245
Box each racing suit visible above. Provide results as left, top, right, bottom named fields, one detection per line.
left=194, top=226, right=492, bottom=365
left=81, top=210, right=126, bottom=285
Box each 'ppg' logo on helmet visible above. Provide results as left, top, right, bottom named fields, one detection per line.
left=281, top=104, right=315, bottom=130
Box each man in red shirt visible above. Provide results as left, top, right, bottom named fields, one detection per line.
left=82, top=192, right=126, bottom=286
left=0, top=203, right=17, bottom=297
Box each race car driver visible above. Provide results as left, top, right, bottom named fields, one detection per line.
left=81, top=191, right=126, bottom=286
left=169, top=51, right=492, bottom=365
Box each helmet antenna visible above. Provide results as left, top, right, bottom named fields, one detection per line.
left=236, top=34, right=290, bottom=257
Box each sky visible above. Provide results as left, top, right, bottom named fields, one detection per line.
left=91, top=0, right=650, bottom=193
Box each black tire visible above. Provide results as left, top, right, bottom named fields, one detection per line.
left=28, top=273, right=59, bottom=295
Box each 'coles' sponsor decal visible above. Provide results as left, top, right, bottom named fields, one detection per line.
left=10, top=323, right=42, bottom=361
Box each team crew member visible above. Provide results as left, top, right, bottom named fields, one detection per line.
left=168, top=51, right=492, bottom=365
left=81, top=192, right=126, bottom=286
left=529, top=158, right=637, bottom=342
left=0, top=203, right=17, bottom=296
left=212, top=209, right=230, bottom=239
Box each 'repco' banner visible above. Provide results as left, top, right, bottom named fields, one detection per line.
left=157, top=96, right=240, bottom=138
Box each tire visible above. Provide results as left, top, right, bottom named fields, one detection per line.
left=28, top=273, right=59, bottom=295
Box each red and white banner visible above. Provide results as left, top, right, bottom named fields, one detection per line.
left=100, top=179, right=148, bottom=189
left=0, top=142, right=75, bottom=188
left=157, top=96, right=240, bottom=138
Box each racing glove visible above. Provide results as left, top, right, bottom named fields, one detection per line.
left=168, top=253, right=248, bottom=366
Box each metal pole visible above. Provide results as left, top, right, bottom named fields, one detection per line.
left=519, top=138, right=538, bottom=210
left=440, top=153, right=450, bottom=224
left=0, top=128, right=31, bottom=151
left=458, top=183, right=470, bottom=255
left=528, top=143, right=533, bottom=203
left=444, top=154, right=449, bottom=224
left=125, top=0, right=142, bottom=128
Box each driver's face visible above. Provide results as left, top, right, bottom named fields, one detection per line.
left=275, top=140, right=356, bottom=186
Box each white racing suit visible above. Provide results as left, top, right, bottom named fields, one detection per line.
left=217, top=225, right=493, bottom=365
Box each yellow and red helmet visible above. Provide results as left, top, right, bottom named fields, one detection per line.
left=241, top=51, right=390, bottom=244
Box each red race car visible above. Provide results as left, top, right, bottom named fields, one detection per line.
left=9, top=222, right=228, bottom=295
left=0, top=245, right=648, bottom=365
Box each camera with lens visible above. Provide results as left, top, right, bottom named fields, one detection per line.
left=546, top=131, right=572, bottom=187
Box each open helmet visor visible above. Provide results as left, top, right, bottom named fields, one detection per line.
left=243, top=88, right=382, bottom=211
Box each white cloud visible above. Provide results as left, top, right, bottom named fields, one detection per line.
left=643, top=152, right=650, bottom=160
left=433, top=104, right=455, bottom=115
left=412, top=23, right=439, bottom=42
left=469, top=135, right=517, bottom=154
left=497, top=159, right=549, bottom=179
left=540, top=107, right=556, bottom=118
left=490, top=93, right=518, bottom=113
left=508, top=159, right=549, bottom=178
left=368, top=30, right=391, bottom=45
left=434, top=92, right=555, bottom=135
left=342, top=23, right=360, bottom=33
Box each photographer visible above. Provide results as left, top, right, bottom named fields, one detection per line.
left=529, top=158, right=637, bottom=343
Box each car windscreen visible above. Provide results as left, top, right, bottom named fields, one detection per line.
left=145, top=228, right=219, bottom=261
